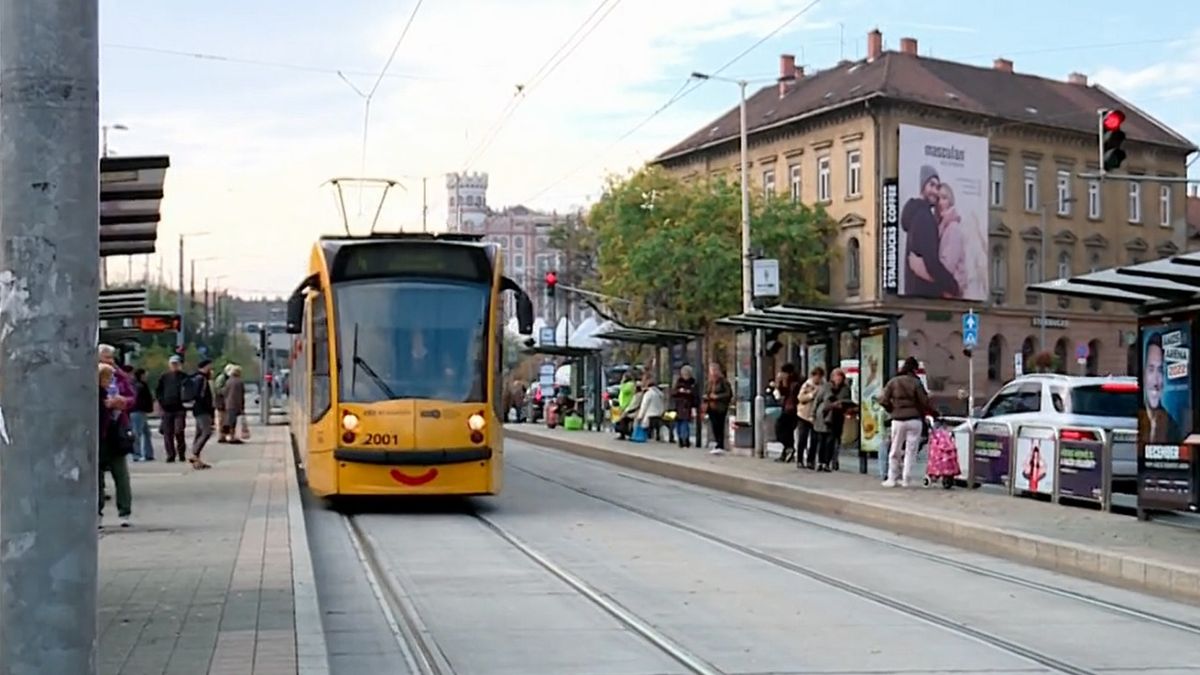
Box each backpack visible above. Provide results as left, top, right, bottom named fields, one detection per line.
left=180, top=373, right=199, bottom=408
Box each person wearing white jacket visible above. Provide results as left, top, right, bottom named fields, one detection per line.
left=636, top=376, right=666, bottom=441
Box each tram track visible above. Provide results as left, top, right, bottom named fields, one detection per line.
left=344, top=507, right=723, bottom=675
left=522, top=442, right=1200, bottom=635
left=344, top=515, right=454, bottom=675
left=510, top=462, right=1104, bottom=675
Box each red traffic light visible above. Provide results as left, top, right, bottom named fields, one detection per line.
left=544, top=271, right=557, bottom=286
left=1102, top=109, right=1125, bottom=131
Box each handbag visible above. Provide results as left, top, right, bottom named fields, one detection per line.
left=107, top=416, right=135, bottom=456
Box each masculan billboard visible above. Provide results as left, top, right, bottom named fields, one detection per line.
left=892, top=125, right=989, bottom=301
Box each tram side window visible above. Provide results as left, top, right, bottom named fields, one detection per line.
left=311, top=291, right=332, bottom=421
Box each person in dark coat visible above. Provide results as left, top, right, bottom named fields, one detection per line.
left=901, top=165, right=959, bottom=298
left=671, top=365, right=699, bottom=448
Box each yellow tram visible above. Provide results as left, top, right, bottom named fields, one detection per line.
left=286, top=232, right=534, bottom=498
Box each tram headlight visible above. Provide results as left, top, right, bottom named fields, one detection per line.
left=341, top=413, right=360, bottom=431
left=467, top=413, right=486, bottom=431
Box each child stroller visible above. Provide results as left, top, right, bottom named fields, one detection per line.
left=922, top=417, right=960, bottom=489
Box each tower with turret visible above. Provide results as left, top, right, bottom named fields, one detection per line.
left=445, top=172, right=488, bottom=231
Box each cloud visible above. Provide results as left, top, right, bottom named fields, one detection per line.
left=105, top=0, right=835, bottom=295
left=1092, top=31, right=1200, bottom=97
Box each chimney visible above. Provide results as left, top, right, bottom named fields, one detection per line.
left=993, top=58, right=1013, bottom=73
left=778, top=53, right=797, bottom=98
left=780, top=53, right=795, bottom=79
left=899, top=37, right=918, bottom=55
left=867, top=29, right=883, bottom=62
left=1067, top=72, right=1088, bottom=86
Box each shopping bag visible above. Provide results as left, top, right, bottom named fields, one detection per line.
left=240, top=418, right=251, bottom=440
left=630, top=424, right=648, bottom=443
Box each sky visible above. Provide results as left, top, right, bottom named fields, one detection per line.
left=99, top=0, right=1200, bottom=298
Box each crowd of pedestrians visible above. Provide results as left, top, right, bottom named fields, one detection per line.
left=596, top=355, right=937, bottom=488
left=96, top=345, right=248, bottom=529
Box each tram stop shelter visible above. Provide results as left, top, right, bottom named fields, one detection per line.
left=521, top=343, right=604, bottom=430
left=1028, top=251, right=1200, bottom=519
left=593, top=323, right=706, bottom=446
left=716, top=304, right=901, bottom=473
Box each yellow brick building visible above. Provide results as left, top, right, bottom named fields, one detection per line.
left=653, top=29, right=1195, bottom=404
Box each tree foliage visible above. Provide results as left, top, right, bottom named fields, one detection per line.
left=547, top=211, right=598, bottom=288
left=587, top=166, right=836, bottom=330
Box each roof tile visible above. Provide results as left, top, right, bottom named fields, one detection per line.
left=657, top=51, right=1195, bottom=161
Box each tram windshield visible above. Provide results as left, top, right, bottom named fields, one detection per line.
left=334, top=279, right=489, bottom=403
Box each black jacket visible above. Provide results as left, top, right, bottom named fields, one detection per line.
left=901, top=198, right=959, bottom=298
left=192, top=375, right=215, bottom=415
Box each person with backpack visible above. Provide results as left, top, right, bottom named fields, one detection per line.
left=155, top=355, right=190, bottom=462
left=189, top=359, right=216, bottom=468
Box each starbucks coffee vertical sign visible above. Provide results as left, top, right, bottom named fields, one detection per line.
left=881, top=177, right=899, bottom=293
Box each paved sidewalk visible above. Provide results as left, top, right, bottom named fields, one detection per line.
left=98, top=419, right=324, bottom=675
left=508, top=426, right=1200, bottom=604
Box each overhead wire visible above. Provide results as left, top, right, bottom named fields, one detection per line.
left=520, top=0, right=825, bottom=205
left=339, top=0, right=425, bottom=215
left=461, top=0, right=623, bottom=171
left=102, top=42, right=442, bottom=81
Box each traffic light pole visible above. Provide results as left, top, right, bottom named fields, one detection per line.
left=0, top=2, right=100, bottom=673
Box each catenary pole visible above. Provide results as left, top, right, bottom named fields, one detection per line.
left=0, top=2, right=100, bottom=674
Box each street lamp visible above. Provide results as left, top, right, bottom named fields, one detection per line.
left=176, top=231, right=210, bottom=349
left=101, top=123, right=128, bottom=157
left=689, top=70, right=795, bottom=457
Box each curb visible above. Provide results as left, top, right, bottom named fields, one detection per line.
left=283, top=431, right=331, bottom=675
left=509, top=429, right=1200, bottom=605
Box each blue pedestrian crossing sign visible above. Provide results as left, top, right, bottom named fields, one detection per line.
left=962, top=312, right=979, bottom=348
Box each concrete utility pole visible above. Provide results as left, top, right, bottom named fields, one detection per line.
left=0, top=2, right=100, bottom=674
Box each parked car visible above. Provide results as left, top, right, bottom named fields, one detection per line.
left=957, top=374, right=1139, bottom=492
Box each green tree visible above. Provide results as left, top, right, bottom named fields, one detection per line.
left=589, top=166, right=835, bottom=330
left=548, top=210, right=598, bottom=288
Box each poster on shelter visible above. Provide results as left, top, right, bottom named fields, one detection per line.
left=858, top=333, right=885, bottom=455
left=894, top=124, right=989, bottom=302
left=1138, top=321, right=1196, bottom=511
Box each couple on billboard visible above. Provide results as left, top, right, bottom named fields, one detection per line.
left=902, top=165, right=987, bottom=300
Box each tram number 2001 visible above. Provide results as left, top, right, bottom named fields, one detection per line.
left=362, top=433, right=400, bottom=446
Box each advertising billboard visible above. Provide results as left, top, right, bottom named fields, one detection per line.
left=858, top=333, right=885, bottom=456
left=1137, top=320, right=1197, bottom=511
left=893, top=124, right=989, bottom=301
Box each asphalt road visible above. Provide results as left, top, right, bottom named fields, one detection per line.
left=307, top=438, right=1200, bottom=675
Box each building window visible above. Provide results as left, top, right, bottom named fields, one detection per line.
left=1160, top=185, right=1172, bottom=227
left=990, top=244, right=1007, bottom=291
left=514, top=235, right=525, bottom=249
left=762, top=169, right=776, bottom=200
left=817, top=156, right=831, bottom=202
left=1087, top=180, right=1101, bottom=219
left=846, top=237, right=861, bottom=292
left=1128, top=182, right=1141, bottom=223
left=846, top=150, right=862, bottom=197
left=511, top=252, right=525, bottom=270
left=1025, top=247, right=1041, bottom=306
left=1056, top=170, right=1072, bottom=216
left=449, top=196, right=456, bottom=207
left=789, top=164, right=801, bottom=202
left=1023, top=165, right=1038, bottom=212
left=1057, top=250, right=1071, bottom=279
left=989, top=160, right=1005, bottom=208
